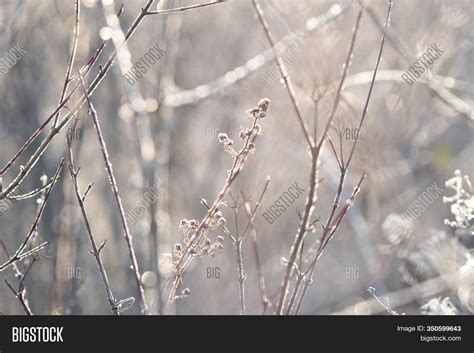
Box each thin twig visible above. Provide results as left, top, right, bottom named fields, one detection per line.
left=5, top=181, right=53, bottom=201
left=146, top=0, right=227, bottom=15
left=243, top=177, right=271, bottom=313
left=101, top=0, right=163, bottom=314
left=53, top=0, right=80, bottom=128
left=291, top=1, right=393, bottom=314
left=0, top=160, right=64, bottom=272
left=315, top=9, right=364, bottom=151
left=5, top=279, right=33, bottom=315
left=0, top=240, right=34, bottom=315
left=293, top=173, right=366, bottom=314
left=367, top=287, right=401, bottom=315
left=66, top=116, right=119, bottom=315
left=251, top=0, right=315, bottom=154
left=235, top=238, right=245, bottom=315
left=269, top=7, right=363, bottom=315
left=345, top=4, right=392, bottom=168
left=77, top=73, right=148, bottom=314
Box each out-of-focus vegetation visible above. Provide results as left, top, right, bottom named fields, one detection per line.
left=0, top=0, right=472, bottom=315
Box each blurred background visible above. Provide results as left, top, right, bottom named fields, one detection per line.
left=0, top=0, right=473, bottom=315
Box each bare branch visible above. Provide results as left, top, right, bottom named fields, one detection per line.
left=78, top=73, right=148, bottom=314
left=66, top=116, right=120, bottom=315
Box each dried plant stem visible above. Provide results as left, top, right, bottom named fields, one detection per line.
left=53, top=0, right=80, bottom=128
left=78, top=75, right=148, bottom=314
left=167, top=115, right=260, bottom=273
left=5, top=278, right=33, bottom=315
left=5, top=181, right=53, bottom=201
left=261, top=7, right=363, bottom=315
left=291, top=0, right=393, bottom=314
left=293, top=174, right=366, bottom=315
left=164, top=170, right=238, bottom=312
left=367, top=287, right=400, bottom=315
left=66, top=123, right=118, bottom=315
left=224, top=179, right=270, bottom=315
left=251, top=0, right=314, bottom=314
left=221, top=198, right=247, bottom=315
left=73, top=183, right=117, bottom=314
left=345, top=4, right=392, bottom=168
left=235, top=239, right=245, bottom=315
left=251, top=0, right=315, bottom=153
left=249, top=225, right=270, bottom=313
left=243, top=178, right=271, bottom=313
left=165, top=104, right=268, bottom=313
left=315, top=9, right=364, bottom=151
left=101, top=0, right=163, bottom=313
left=285, top=273, right=304, bottom=315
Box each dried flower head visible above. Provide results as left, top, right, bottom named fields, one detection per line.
left=258, top=97, right=271, bottom=112
left=179, top=219, right=188, bottom=229
left=218, top=132, right=234, bottom=154
left=174, top=243, right=182, bottom=252
left=246, top=98, right=270, bottom=119
left=218, top=133, right=229, bottom=144
left=208, top=211, right=227, bottom=229
left=239, top=128, right=250, bottom=140
left=208, top=244, right=217, bottom=257
left=189, top=219, right=198, bottom=229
